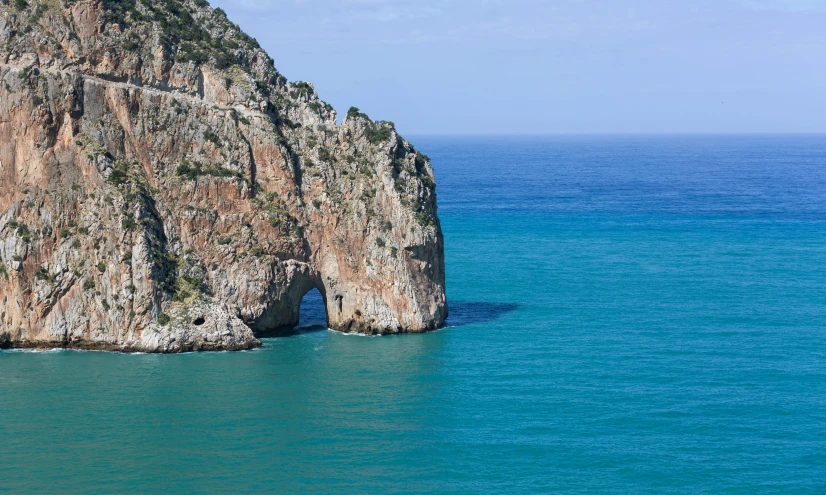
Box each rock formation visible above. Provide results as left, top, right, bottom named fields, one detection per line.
left=0, top=0, right=447, bottom=352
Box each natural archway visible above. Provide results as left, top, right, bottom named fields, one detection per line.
left=247, top=271, right=328, bottom=337
left=297, top=288, right=328, bottom=329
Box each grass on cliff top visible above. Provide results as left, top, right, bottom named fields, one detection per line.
left=96, top=0, right=261, bottom=71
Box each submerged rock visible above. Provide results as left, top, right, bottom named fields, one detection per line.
left=0, top=0, right=447, bottom=352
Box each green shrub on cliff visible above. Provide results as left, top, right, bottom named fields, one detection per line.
left=172, top=275, right=202, bottom=304
left=176, top=161, right=237, bottom=180
left=107, top=161, right=129, bottom=186
left=364, top=124, right=392, bottom=145
left=122, top=216, right=137, bottom=231
left=202, top=130, right=222, bottom=147
left=289, top=82, right=313, bottom=99
left=347, top=107, right=368, bottom=120
left=14, top=223, right=31, bottom=241
left=415, top=209, right=433, bottom=228
left=101, top=0, right=139, bottom=25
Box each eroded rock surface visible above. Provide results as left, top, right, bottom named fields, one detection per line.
left=0, top=0, right=447, bottom=352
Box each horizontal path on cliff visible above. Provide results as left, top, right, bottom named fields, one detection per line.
left=0, top=62, right=275, bottom=122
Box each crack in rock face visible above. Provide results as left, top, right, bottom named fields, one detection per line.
left=0, top=0, right=447, bottom=353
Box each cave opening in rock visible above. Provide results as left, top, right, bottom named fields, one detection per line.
left=297, top=288, right=328, bottom=329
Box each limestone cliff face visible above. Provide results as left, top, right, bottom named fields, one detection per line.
left=0, top=0, right=447, bottom=352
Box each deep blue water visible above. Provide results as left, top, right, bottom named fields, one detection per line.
left=2, top=135, right=826, bottom=493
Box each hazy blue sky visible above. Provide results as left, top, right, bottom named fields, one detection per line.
left=210, top=0, right=826, bottom=134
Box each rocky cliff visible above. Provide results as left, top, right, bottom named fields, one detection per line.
left=0, top=0, right=447, bottom=352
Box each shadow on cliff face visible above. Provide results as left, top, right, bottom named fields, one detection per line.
left=445, top=302, right=520, bottom=327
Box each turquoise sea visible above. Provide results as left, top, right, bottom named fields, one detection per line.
left=2, top=135, right=826, bottom=494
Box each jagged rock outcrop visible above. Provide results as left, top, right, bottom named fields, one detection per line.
left=0, top=0, right=447, bottom=352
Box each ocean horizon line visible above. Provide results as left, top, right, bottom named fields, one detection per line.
left=404, top=131, right=826, bottom=138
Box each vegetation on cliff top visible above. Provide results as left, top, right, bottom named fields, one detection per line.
left=94, top=0, right=259, bottom=69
